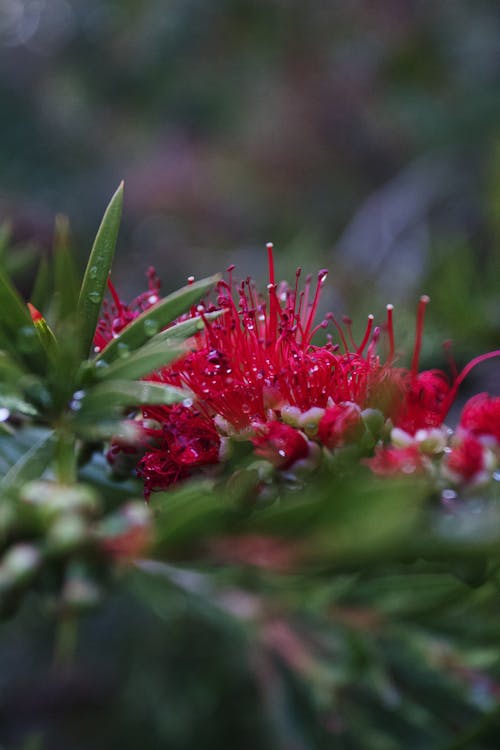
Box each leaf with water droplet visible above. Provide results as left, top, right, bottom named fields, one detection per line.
left=93, top=338, right=186, bottom=383
left=77, top=182, right=124, bottom=357
left=117, top=341, right=130, bottom=359
left=143, top=318, right=159, bottom=337
left=75, top=379, right=189, bottom=421
left=95, top=274, right=221, bottom=364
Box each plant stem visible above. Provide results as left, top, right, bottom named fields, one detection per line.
left=55, top=429, right=77, bottom=484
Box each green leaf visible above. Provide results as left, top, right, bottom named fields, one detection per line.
left=77, top=182, right=124, bottom=356
left=0, top=430, right=54, bottom=494
left=53, top=214, right=79, bottom=321
left=0, top=268, right=34, bottom=335
left=0, top=269, right=44, bottom=366
left=0, top=392, right=38, bottom=417
left=93, top=338, right=186, bottom=382
left=76, top=379, right=188, bottom=418
left=0, top=350, right=26, bottom=385
left=95, top=274, right=220, bottom=364
left=146, top=308, right=225, bottom=345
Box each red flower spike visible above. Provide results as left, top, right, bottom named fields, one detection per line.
left=252, top=422, right=309, bottom=469
left=95, top=243, right=500, bottom=495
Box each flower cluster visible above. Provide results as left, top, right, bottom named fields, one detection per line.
left=97, top=245, right=500, bottom=498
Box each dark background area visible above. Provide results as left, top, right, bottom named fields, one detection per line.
left=2, top=0, right=500, bottom=341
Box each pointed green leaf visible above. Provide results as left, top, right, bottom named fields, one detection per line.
left=77, top=182, right=124, bottom=356
left=76, top=379, right=188, bottom=419
left=0, top=270, right=45, bottom=367
left=94, top=338, right=185, bottom=382
left=54, top=214, right=79, bottom=321
left=0, top=268, right=33, bottom=334
left=147, top=308, right=225, bottom=345
left=0, top=350, right=25, bottom=384
left=0, top=430, right=54, bottom=493
left=95, top=274, right=220, bottom=364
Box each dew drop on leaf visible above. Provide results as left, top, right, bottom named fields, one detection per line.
left=117, top=342, right=130, bottom=358
left=144, top=319, right=159, bottom=336
left=87, top=291, right=101, bottom=304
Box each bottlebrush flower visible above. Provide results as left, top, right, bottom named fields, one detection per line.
left=98, top=244, right=500, bottom=494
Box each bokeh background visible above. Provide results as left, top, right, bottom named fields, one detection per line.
left=3, top=4, right=500, bottom=748
left=2, top=0, right=500, bottom=380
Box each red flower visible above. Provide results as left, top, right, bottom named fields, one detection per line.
left=97, top=245, right=500, bottom=494
left=365, top=445, right=426, bottom=477
left=459, top=393, right=500, bottom=444
left=317, top=402, right=363, bottom=450
left=443, top=434, right=489, bottom=484
left=136, top=404, right=220, bottom=497
left=252, top=422, right=309, bottom=469
left=393, top=369, right=452, bottom=434
left=94, top=267, right=161, bottom=353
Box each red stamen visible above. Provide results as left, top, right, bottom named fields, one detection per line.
left=326, top=313, right=350, bottom=354
left=303, top=270, right=328, bottom=343
left=357, top=314, right=374, bottom=355
left=386, top=304, right=395, bottom=362
left=266, top=243, right=279, bottom=344
left=411, top=295, right=430, bottom=377
left=443, top=349, right=500, bottom=415
left=107, top=278, right=123, bottom=314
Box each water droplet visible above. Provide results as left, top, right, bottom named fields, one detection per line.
left=144, top=319, right=159, bottom=337
left=89, top=266, right=98, bottom=279
left=87, top=291, right=101, bottom=304
left=182, top=398, right=194, bottom=408
left=0, top=408, right=10, bottom=422
left=117, top=342, right=130, bottom=359
left=278, top=449, right=286, bottom=457
left=94, top=346, right=101, bottom=354
left=441, top=488, right=458, bottom=507
left=72, top=390, right=85, bottom=401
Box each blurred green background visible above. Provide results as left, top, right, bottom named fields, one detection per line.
left=2, top=0, right=500, bottom=347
